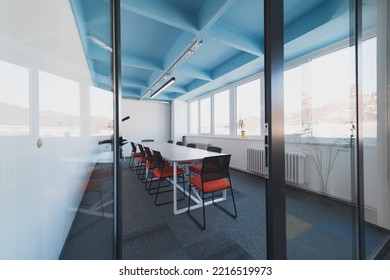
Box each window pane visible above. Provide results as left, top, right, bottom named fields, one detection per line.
left=200, top=97, right=210, bottom=133
left=214, top=90, right=230, bottom=135
left=236, top=79, right=261, bottom=135
left=310, top=47, right=355, bottom=138
left=89, top=86, right=113, bottom=136
left=284, top=66, right=304, bottom=135
left=39, top=71, right=80, bottom=137
left=189, top=100, right=199, bottom=134
left=0, top=60, right=30, bottom=136
left=362, top=37, right=377, bottom=139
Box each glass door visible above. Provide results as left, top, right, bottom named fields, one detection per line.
left=0, top=0, right=115, bottom=259
left=362, top=0, right=390, bottom=259
left=283, top=0, right=359, bottom=259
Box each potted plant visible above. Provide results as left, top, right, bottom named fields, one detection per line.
left=237, top=117, right=246, bottom=138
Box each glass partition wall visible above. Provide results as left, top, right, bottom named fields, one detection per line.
left=0, top=0, right=116, bottom=259
left=283, top=0, right=390, bottom=259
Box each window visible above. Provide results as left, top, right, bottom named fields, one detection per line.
left=200, top=97, right=211, bottom=133
left=89, top=86, right=113, bottom=136
left=310, top=47, right=355, bottom=138
left=189, top=100, right=199, bottom=134
left=236, top=79, right=261, bottom=135
left=214, top=90, right=230, bottom=135
left=284, top=66, right=304, bottom=135
left=39, top=71, right=80, bottom=137
left=0, top=60, right=30, bottom=136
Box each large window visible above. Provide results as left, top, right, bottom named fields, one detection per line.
left=214, top=90, right=230, bottom=135
left=89, top=86, right=113, bottom=136
left=39, top=71, right=80, bottom=137
left=236, top=78, right=261, bottom=135
left=189, top=100, right=199, bottom=134
left=284, top=66, right=303, bottom=136
left=200, top=97, right=211, bottom=133
left=0, top=60, right=30, bottom=136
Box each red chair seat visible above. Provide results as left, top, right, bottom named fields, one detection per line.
left=189, top=164, right=202, bottom=175
left=188, top=176, right=231, bottom=193
left=132, top=152, right=141, bottom=157
left=154, top=166, right=185, bottom=179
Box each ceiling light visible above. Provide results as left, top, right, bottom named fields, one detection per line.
left=87, top=35, right=112, bottom=52
left=150, top=77, right=176, bottom=99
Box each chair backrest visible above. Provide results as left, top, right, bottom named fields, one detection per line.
left=141, top=139, right=154, bottom=142
left=167, top=140, right=174, bottom=144
left=187, top=143, right=196, bottom=148
left=131, top=142, right=137, bottom=153
left=143, top=146, right=153, bottom=163
left=201, top=154, right=231, bottom=183
left=152, top=150, right=165, bottom=171
left=138, top=144, right=145, bottom=158
left=176, top=141, right=184, bottom=146
left=207, top=146, right=222, bottom=153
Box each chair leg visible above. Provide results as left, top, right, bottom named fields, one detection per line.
left=212, top=187, right=237, bottom=219
left=154, top=175, right=185, bottom=206
left=187, top=186, right=206, bottom=230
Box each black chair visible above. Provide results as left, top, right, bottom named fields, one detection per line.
left=187, top=154, right=237, bottom=229
left=176, top=141, right=184, bottom=146
left=189, top=146, right=223, bottom=175
left=186, top=143, right=197, bottom=148
left=151, top=150, right=186, bottom=206
left=167, top=140, right=174, bottom=144
left=136, top=144, right=147, bottom=180
left=128, top=142, right=141, bottom=170
left=141, top=139, right=154, bottom=142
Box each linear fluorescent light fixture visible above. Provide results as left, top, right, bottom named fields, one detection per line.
left=87, top=35, right=112, bottom=52
left=150, top=77, right=175, bottom=99
left=166, top=40, right=203, bottom=76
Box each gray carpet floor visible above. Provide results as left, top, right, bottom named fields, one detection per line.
left=60, top=161, right=390, bottom=260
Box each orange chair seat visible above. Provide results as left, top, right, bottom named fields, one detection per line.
left=188, top=176, right=231, bottom=193
left=132, top=152, right=141, bottom=157
left=85, top=180, right=102, bottom=191
left=189, top=164, right=202, bottom=175
left=139, top=156, right=147, bottom=163
left=154, top=166, right=185, bottom=179
left=90, top=167, right=112, bottom=179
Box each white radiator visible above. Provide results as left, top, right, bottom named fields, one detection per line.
left=247, top=148, right=306, bottom=186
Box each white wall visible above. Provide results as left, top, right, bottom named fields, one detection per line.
left=121, top=99, right=171, bottom=156
left=0, top=0, right=103, bottom=259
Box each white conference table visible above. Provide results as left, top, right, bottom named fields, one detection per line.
left=141, top=142, right=226, bottom=215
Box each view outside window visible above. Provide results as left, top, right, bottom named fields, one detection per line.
left=200, top=97, right=211, bottom=133
left=236, top=78, right=261, bottom=135
left=362, top=37, right=377, bottom=139
left=214, top=90, right=230, bottom=135
left=39, top=71, right=80, bottom=137
left=284, top=66, right=303, bottom=136
left=89, top=86, right=113, bottom=136
left=284, top=38, right=377, bottom=139
left=189, top=100, right=199, bottom=134
left=310, top=47, right=355, bottom=138
left=0, top=60, right=30, bottom=136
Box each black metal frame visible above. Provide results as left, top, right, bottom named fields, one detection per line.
left=187, top=155, right=237, bottom=230
left=264, top=0, right=286, bottom=259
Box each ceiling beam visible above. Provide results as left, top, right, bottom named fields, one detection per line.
left=121, top=0, right=198, bottom=33
left=207, top=22, right=263, bottom=56
left=284, top=0, right=348, bottom=44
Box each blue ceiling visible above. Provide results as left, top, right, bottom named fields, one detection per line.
left=70, top=0, right=377, bottom=102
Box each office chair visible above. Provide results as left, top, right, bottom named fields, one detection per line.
left=189, top=146, right=223, bottom=176
left=187, top=154, right=237, bottom=229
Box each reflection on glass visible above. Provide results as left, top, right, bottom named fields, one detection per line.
left=0, top=60, right=30, bottom=136
left=89, top=86, right=113, bottom=136
left=39, top=71, right=80, bottom=137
